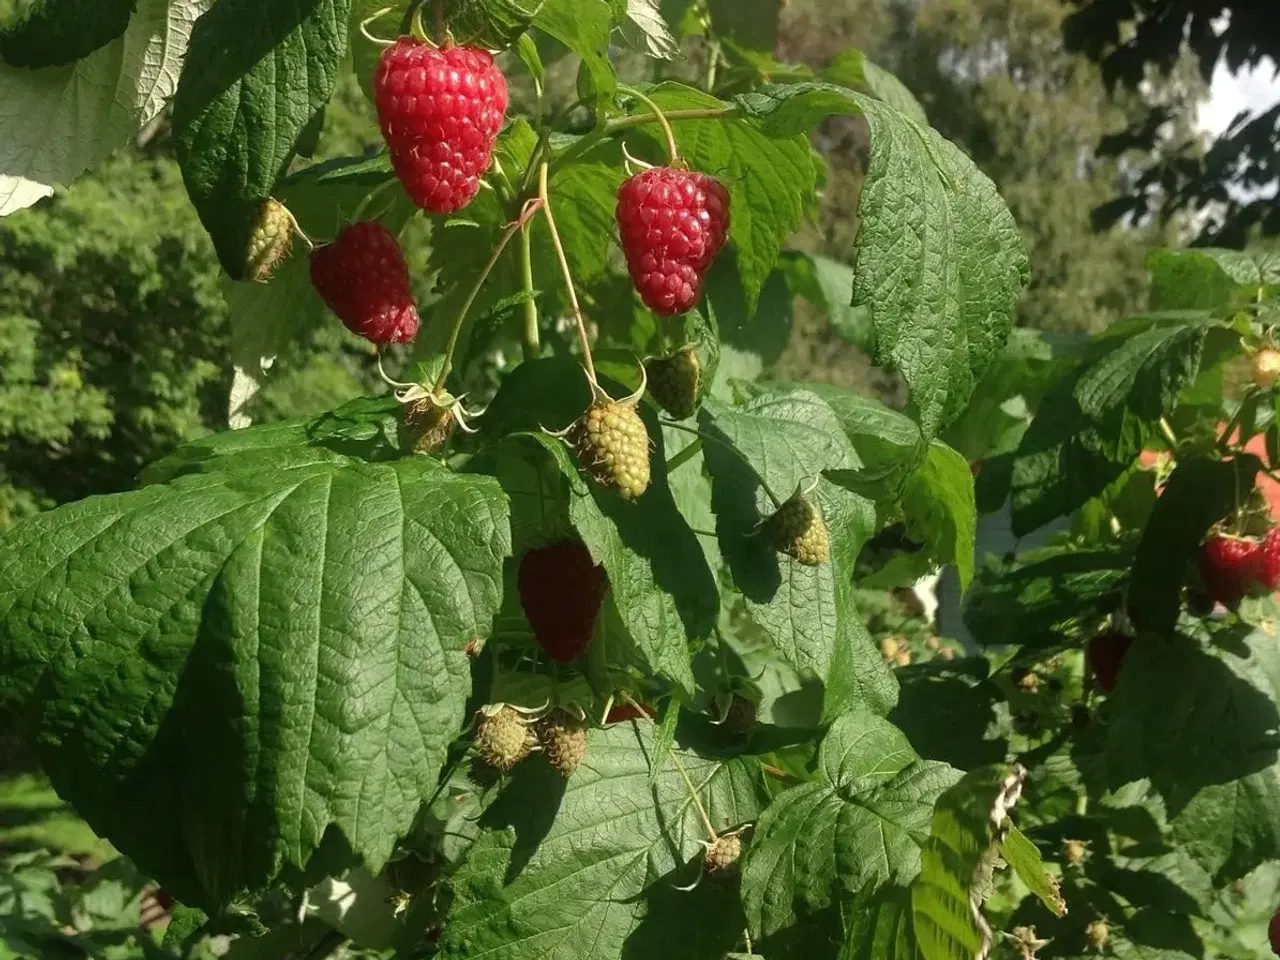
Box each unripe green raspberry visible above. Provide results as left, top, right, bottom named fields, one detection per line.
left=538, top=708, right=589, bottom=777
left=401, top=396, right=456, bottom=455
left=705, top=833, right=743, bottom=874
left=770, top=494, right=830, bottom=566
left=645, top=347, right=702, bottom=420
left=247, top=198, right=294, bottom=282
left=573, top=400, right=651, bottom=500
left=475, top=705, right=535, bottom=772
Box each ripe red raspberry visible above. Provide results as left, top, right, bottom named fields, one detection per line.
left=1269, top=907, right=1280, bottom=956
left=1085, top=630, right=1132, bottom=693
left=310, top=221, right=419, bottom=344
left=517, top=540, right=608, bottom=664
left=606, top=701, right=653, bottom=723
left=374, top=39, right=508, bottom=214
left=616, top=166, right=730, bottom=315
left=1259, top=527, right=1280, bottom=591
left=1198, top=533, right=1261, bottom=607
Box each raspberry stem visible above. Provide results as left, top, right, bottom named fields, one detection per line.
left=548, top=107, right=736, bottom=178
left=669, top=749, right=718, bottom=842
left=662, top=419, right=783, bottom=507
left=537, top=161, right=599, bottom=389
left=432, top=198, right=544, bottom=395
left=618, top=84, right=680, bottom=166
left=519, top=223, right=540, bottom=361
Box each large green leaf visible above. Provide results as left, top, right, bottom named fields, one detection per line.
left=0, top=453, right=510, bottom=908
left=173, top=0, right=352, bottom=277
left=437, top=722, right=768, bottom=960
left=964, top=543, right=1131, bottom=647
left=697, top=391, right=895, bottom=715
left=839, top=887, right=918, bottom=960
left=624, top=83, right=815, bottom=313
left=1010, top=324, right=1207, bottom=536
left=1148, top=247, right=1280, bottom=311
left=1108, top=631, right=1280, bottom=884
left=534, top=0, right=615, bottom=103
left=1127, top=455, right=1259, bottom=635
left=0, top=0, right=207, bottom=217
left=911, top=765, right=1026, bottom=960
left=0, top=0, right=136, bottom=67
left=821, top=50, right=927, bottom=125
left=894, top=442, right=976, bottom=591
left=733, top=83, right=1028, bottom=438
left=483, top=359, right=717, bottom=693
left=741, top=709, right=961, bottom=937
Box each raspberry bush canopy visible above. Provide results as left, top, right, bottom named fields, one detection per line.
left=4, top=1, right=1280, bottom=958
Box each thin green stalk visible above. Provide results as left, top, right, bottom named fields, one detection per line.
left=661, top=419, right=782, bottom=508
left=432, top=200, right=543, bottom=394
left=669, top=749, right=718, bottom=841
left=548, top=107, right=737, bottom=177
left=617, top=84, right=680, bottom=164
left=538, top=162, right=597, bottom=386
left=665, top=436, right=703, bottom=473
left=519, top=223, right=539, bottom=361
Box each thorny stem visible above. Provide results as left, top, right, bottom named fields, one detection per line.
left=618, top=84, right=680, bottom=165
left=538, top=161, right=598, bottom=388
left=669, top=749, right=718, bottom=842
left=519, top=222, right=540, bottom=360
left=661, top=419, right=783, bottom=508
left=432, top=199, right=544, bottom=395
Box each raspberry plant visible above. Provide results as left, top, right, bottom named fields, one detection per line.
left=5, top=1, right=1280, bottom=959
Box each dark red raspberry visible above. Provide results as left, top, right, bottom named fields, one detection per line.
left=1259, top=527, right=1280, bottom=591
left=1270, top=908, right=1280, bottom=956
left=517, top=540, right=609, bottom=664
left=616, top=166, right=730, bottom=315
left=1198, top=533, right=1262, bottom=607
left=606, top=701, right=654, bottom=723
left=1085, top=630, right=1132, bottom=693
left=309, top=221, right=419, bottom=344
left=374, top=39, right=508, bottom=214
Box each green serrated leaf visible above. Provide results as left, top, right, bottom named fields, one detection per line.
left=911, top=765, right=1026, bottom=960
left=0, top=0, right=136, bottom=68
left=698, top=391, right=892, bottom=712
left=437, top=723, right=768, bottom=960
left=1000, top=824, right=1065, bottom=917
left=742, top=709, right=961, bottom=937
left=617, top=0, right=679, bottom=59
left=649, top=699, right=680, bottom=784
left=898, top=442, right=976, bottom=591
left=1148, top=247, right=1280, bottom=311
left=840, top=886, right=919, bottom=960
left=0, top=0, right=206, bottom=217
left=0, top=453, right=510, bottom=908
left=622, top=83, right=814, bottom=313
left=1011, top=324, right=1208, bottom=535
left=964, top=544, right=1131, bottom=647
left=734, top=82, right=1027, bottom=438
left=820, top=49, right=927, bottom=125
left=440, top=0, right=543, bottom=49
left=535, top=0, right=615, bottom=103
left=1128, top=455, right=1260, bottom=635
left=173, top=0, right=352, bottom=278
left=1109, top=631, right=1280, bottom=885
left=780, top=251, right=873, bottom=353
left=483, top=359, right=717, bottom=693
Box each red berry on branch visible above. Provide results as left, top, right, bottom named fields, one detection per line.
left=606, top=701, right=653, bottom=723
left=517, top=540, right=609, bottom=664
left=616, top=166, right=730, bottom=315
left=374, top=39, right=508, bottom=214
left=1259, top=527, right=1280, bottom=591
left=1198, top=533, right=1262, bottom=607
left=1085, top=630, right=1132, bottom=693
left=309, top=221, right=419, bottom=345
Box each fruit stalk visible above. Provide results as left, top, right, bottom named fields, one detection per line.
left=618, top=84, right=680, bottom=165
left=549, top=106, right=736, bottom=177
left=537, top=161, right=598, bottom=387
left=519, top=220, right=540, bottom=360
left=432, top=198, right=544, bottom=394
left=662, top=419, right=782, bottom=507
